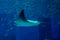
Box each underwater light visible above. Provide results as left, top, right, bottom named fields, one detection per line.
left=27, top=20, right=39, bottom=23
left=14, top=19, right=40, bottom=27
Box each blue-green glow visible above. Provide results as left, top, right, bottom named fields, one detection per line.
left=14, top=19, right=40, bottom=27
left=27, top=20, right=39, bottom=23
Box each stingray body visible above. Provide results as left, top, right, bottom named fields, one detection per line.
left=14, top=10, right=40, bottom=27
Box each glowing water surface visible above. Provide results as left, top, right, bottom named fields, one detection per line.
left=14, top=19, right=40, bottom=27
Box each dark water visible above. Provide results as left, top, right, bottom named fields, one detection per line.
left=0, top=0, right=60, bottom=40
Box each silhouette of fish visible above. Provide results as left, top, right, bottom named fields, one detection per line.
left=14, top=9, right=40, bottom=26
left=18, top=10, right=27, bottom=22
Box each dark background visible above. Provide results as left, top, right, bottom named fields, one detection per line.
left=0, top=0, right=60, bottom=40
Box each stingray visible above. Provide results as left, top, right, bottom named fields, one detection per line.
left=14, top=10, right=40, bottom=27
